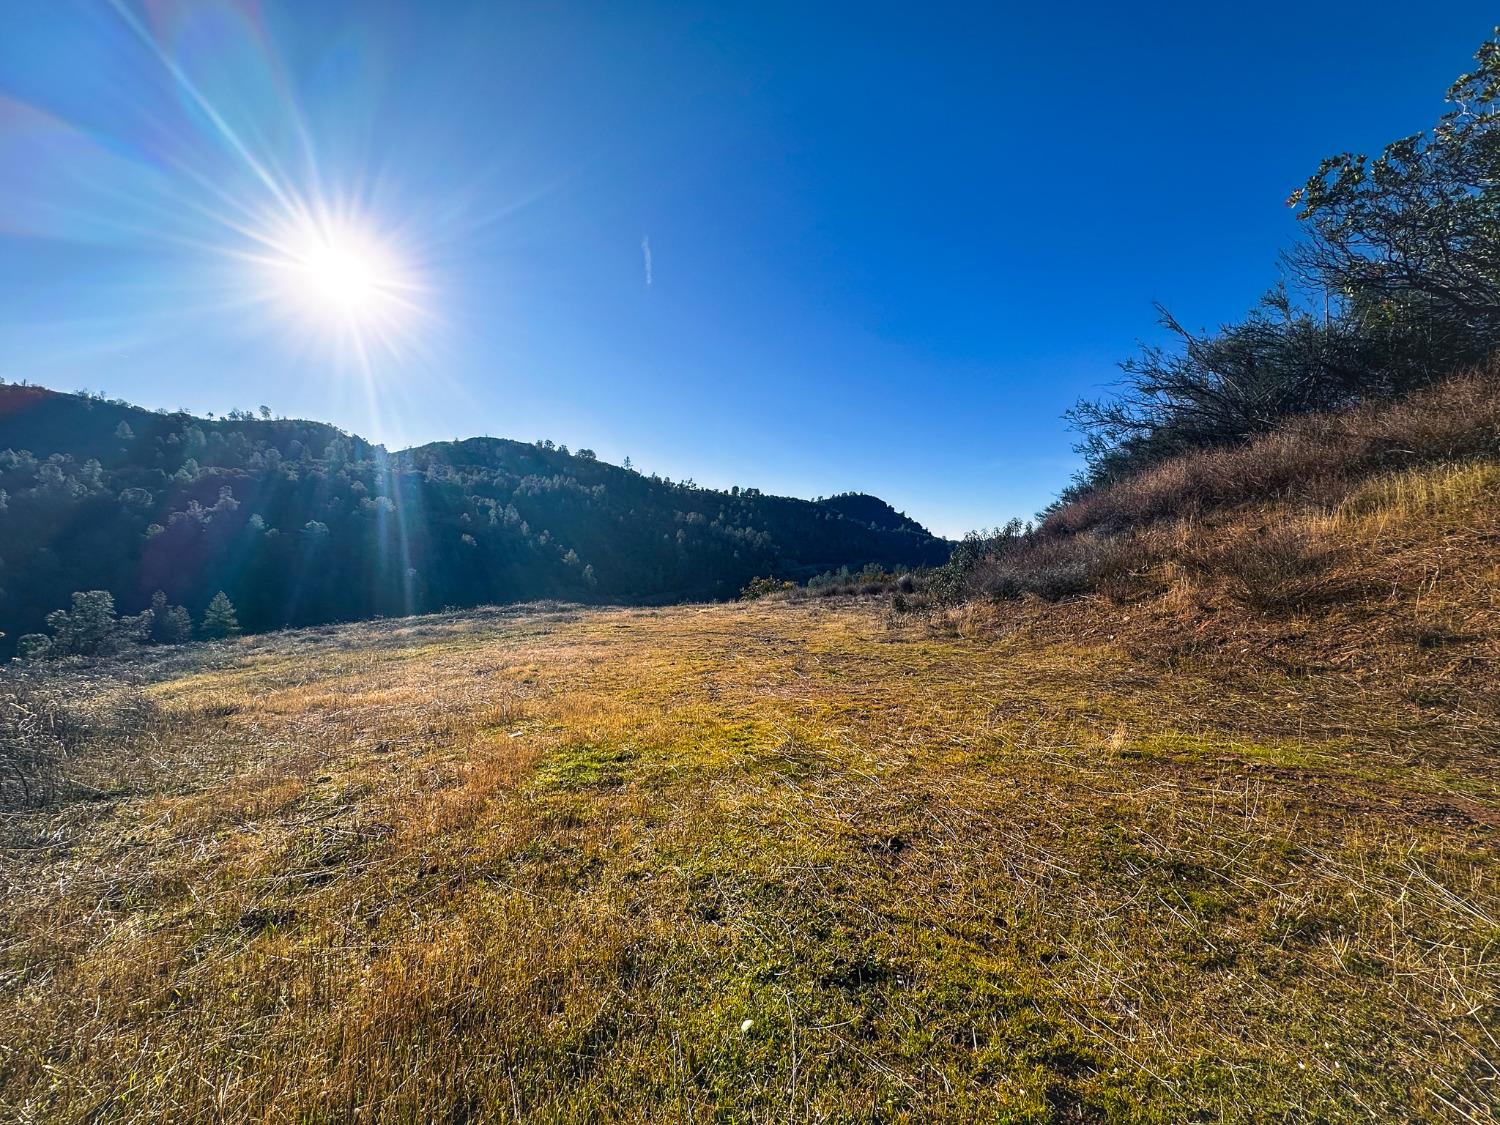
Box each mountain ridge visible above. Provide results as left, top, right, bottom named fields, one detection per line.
left=0, top=383, right=949, bottom=655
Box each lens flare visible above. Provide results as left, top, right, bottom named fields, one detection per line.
left=246, top=210, right=426, bottom=366
left=301, top=241, right=380, bottom=309
left=85, top=0, right=437, bottom=379
left=280, top=224, right=405, bottom=318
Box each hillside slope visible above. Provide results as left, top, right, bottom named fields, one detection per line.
left=814, top=491, right=930, bottom=535
left=5, top=374, right=1499, bottom=1116
left=0, top=385, right=949, bottom=654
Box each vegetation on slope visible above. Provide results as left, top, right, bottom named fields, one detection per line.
left=1067, top=29, right=1500, bottom=490
left=899, top=28, right=1500, bottom=671
left=813, top=492, right=931, bottom=536
left=0, top=384, right=948, bottom=658
left=926, top=367, right=1500, bottom=621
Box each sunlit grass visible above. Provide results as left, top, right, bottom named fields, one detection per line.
left=1, top=598, right=1495, bottom=1121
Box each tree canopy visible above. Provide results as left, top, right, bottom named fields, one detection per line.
left=1069, top=29, right=1500, bottom=488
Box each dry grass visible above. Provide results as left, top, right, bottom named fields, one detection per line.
left=0, top=586, right=1496, bottom=1122
left=1046, top=370, right=1500, bottom=535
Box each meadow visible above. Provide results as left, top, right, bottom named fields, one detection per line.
left=2, top=514, right=1496, bottom=1122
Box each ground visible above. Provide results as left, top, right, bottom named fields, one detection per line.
left=2, top=593, right=1495, bottom=1123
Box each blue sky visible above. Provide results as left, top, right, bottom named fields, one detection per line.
left=0, top=2, right=1494, bottom=536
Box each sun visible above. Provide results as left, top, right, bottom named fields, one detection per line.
left=299, top=242, right=381, bottom=310
left=250, top=213, right=424, bottom=364
left=285, top=227, right=403, bottom=320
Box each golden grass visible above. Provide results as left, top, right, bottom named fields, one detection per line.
left=1, top=596, right=1496, bottom=1122
left=1046, top=370, right=1500, bottom=535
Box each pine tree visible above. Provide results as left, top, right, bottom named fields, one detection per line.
left=45, top=590, right=119, bottom=656
left=148, top=591, right=194, bottom=645
left=200, top=592, right=240, bottom=640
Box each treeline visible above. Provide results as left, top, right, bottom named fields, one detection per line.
left=1064, top=29, right=1500, bottom=496
left=0, top=387, right=949, bottom=658
left=14, top=589, right=239, bottom=661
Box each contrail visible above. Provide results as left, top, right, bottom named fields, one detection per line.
left=641, top=235, right=652, bottom=286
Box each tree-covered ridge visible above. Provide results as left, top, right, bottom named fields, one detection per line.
left=812, top=492, right=928, bottom=536
left=0, top=385, right=949, bottom=656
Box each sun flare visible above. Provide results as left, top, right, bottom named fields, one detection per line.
left=299, top=242, right=382, bottom=310
left=251, top=213, right=424, bottom=364
left=281, top=225, right=405, bottom=320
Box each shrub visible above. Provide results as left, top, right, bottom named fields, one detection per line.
left=740, top=577, right=796, bottom=601
left=1209, top=524, right=1355, bottom=612
left=0, top=675, right=77, bottom=808
left=15, top=635, right=52, bottom=661
left=970, top=538, right=1101, bottom=603
left=157, top=606, right=194, bottom=645
left=44, top=591, right=122, bottom=657
left=146, top=591, right=194, bottom=645
left=1070, top=29, right=1500, bottom=485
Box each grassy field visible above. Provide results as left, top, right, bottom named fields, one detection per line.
left=3, top=450, right=1498, bottom=1124
left=2, top=549, right=1497, bottom=1121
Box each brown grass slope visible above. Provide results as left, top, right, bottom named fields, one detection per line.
left=1, top=377, right=1498, bottom=1122
left=955, top=371, right=1500, bottom=718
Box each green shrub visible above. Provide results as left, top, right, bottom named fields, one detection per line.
left=740, top=577, right=796, bottom=601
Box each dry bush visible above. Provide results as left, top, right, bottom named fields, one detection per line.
left=0, top=675, right=81, bottom=808
left=1196, top=522, right=1359, bottom=612
left=1049, top=369, right=1500, bottom=535
left=798, top=567, right=907, bottom=600
left=964, top=535, right=1102, bottom=602
left=0, top=672, right=169, bottom=809
left=739, top=576, right=797, bottom=601
left=958, top=531, right=1176, bottom=606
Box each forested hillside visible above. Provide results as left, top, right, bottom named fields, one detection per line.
left=0, top=385, right=948, bottom=655
left=811, top=492, right=929, bottom=535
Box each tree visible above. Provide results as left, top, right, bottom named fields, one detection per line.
left=200, top=592, right=240, bottom=640
left=146, top=591, right=193, bottom=644
left=114, top=421, right=134, bottom=440
left=1067, top=290, right=1371, bottom=480
left=1290, top=28, right=1500, bottom=379
left=159, top=605, right=193, bottom=644
left=1070, top=28, right=1500, bottom=485
left=44, top=591, right=120, bottom=656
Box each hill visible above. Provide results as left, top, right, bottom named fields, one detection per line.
left=919, top=369, right=1500, bottom=683
left=814, top=492, right=930, bottom=535
left=0, top=384, right=949, bottom=656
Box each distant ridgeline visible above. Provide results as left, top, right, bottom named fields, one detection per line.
left=0, top=384, right=948, bottom=655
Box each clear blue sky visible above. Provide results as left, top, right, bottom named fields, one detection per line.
left=0, top=2, right=1494, bottom=536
